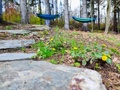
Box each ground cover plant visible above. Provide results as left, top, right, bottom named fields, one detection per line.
left=31, top=27, right=120, bottom=90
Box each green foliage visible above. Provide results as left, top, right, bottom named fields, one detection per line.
left=70, top=42, right=112, bottom=66
left=4, top=26, right=13, bottom=30
left=30, top=15, right=44, bottom=24
left=50, top=60, right=58, bottom=64
left=115, top=63, right=120, bottom=72
left=20, top=47, right=26, bottom=52
left=33, top=27, right=113, bottom=67
left=3, top=10, right=21, bottom=23
left=94, top=63, right=100, bottom=69
left=73, top=62, right=81, bottom=67
left=32, top=41, right=55, bottom=59
left=110, top=48, right=120, bottom=56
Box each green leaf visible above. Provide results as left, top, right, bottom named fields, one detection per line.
left=106, top=58, right=112, bottom=64
left=95, top=53, right=102, bottom=58
left=74, top=62, right=81, bottom=67
left=50, top=60, right=58, bottom=64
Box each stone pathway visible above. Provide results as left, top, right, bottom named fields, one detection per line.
left=0, top=61, right=106, bottom=90
left=0, top=25, right=107, bottom=90
left=0, top=39, right=35, bottom=49
left=0, top=53, right=35, bottom=61
left=0, top=30, right=31, bottom=35
left=29, top=25, right=50, bottom=31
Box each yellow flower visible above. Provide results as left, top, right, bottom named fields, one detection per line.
left=52, top=48, right=56, bottom=51
left=102, top=44, right=106, bottom=47
left=50, top=38, right=53, bottom=41
left=73, top=47, right=77, bottom=50
left=107, top=54, right=111, bottom=58
left=102, top=55, right=108, bottom=61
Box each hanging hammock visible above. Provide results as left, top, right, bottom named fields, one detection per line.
left=36, top=14, right=60, bottom=20
left=72, top=16, right=96, bottom=23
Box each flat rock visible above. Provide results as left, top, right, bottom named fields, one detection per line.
left=0, top=30, right=31, bottom=35
left=29, top=25, right=50, bottom=31
left=0, top=53, right=35, bottom=61
left=0, top=39, right=35, bottom=49
left=0, top=61, right=106, bottom=90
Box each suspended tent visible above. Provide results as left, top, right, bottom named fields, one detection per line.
left=36, top=14, right=60, bottom=20
left=72, top=16, right=96, bottom=23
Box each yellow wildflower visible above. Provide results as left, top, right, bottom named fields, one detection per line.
left=50, top=38, right=53, bottom=41
left=73, top=47, right=77, bottom=50
left=52, top=48, right=56, bottom=51
left=102, top=55, right=108, bottom=61
left=102, top=44, right=106, bottom=47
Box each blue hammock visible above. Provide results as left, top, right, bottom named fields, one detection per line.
left=36, top=14, right=60, bottom=20
left=72, top=16, right=96, bottom=23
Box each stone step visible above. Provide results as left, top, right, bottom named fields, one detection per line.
left=0, top=61, right=106, bottom=90
left=29, top=25, right=50, bottom=31
left=0, top=39, right=35, bottom=50
left=0, top=53, right=35, bottom=61
left=0, top=30, right=31, bottom=35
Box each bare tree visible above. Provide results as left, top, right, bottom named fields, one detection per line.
left=20, top=0, right=28, bottom=24
left=113, top=0, right=117, bottom=33
left=64, top=0, right=69, bottom=30
left=45, top=0, right=50, bottom=26
left=82, top=0, right=88, bottom=31
left=104, top=0, right=111, bottom=34
left=54, top=0, right=58, bottom=14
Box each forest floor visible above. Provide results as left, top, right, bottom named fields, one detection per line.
left=0, top=24, right=120, bottom=90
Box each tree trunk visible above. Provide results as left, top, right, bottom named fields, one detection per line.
left=45, top=0, right=50, bottom=26
left=82, top=0, right=88, bottom=31
left=98, top=0, right=100, bottom=30
left=51, top=0, right=54, bottom=14
left=91, top=0, right=94, bottom=32
left=0, top=0, right=2, bottom=22
left=27, top=0, right=30, bottom=23
left=54, top=0, right=58, bottom=14
left=38, top=0, right=42, bottom=24
left=20, top=0, right=28, bottom=24
left=104, top=0, right=111, bottom=34
left=113, top=0, right=117, bottom=33
left=118, top=8, right=120, bottom=34
left=64, top=0, right=69, bottom=30
left=38, top=0, right=42, bottom=14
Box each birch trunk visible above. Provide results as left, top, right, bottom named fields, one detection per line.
left=27, top=0, right=30, bottom=23
left=45, top=0, right=50, bottom=26
left=82, top=0, right=88, bottom=31
left=64, top=0, right=69, bottom=30
left=54, top=0, right=58, bottom=14
left=51, top=0, right=54, bottom=14
left=20, top=0, right=28, bottom=24
left=104, top=0, right=111, bottom=34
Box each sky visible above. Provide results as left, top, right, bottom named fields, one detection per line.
left=69, top=0, right=80, bottom=10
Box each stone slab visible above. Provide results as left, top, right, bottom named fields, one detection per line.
left=0, top=53, right=35, bottom=61
left=29, top=25, right=50, bottom=31
left=0, top=61, right=106, bottom=90
left=0, top=30, right=31, bottom=35
left=0, top=39, right=35, bottom=49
